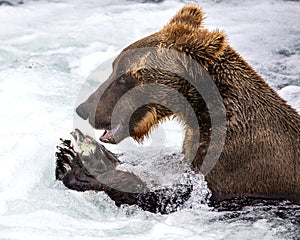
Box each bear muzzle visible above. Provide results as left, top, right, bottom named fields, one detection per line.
left=76, top=102, right=89, bottom=120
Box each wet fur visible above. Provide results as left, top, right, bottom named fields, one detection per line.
left=76, top=5, right=300, bottom=204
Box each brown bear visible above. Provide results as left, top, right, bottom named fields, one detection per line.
left=72, top=5, right=300, bottom=206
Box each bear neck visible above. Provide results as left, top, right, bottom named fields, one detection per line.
left=203, top=46, right=300, bottom=198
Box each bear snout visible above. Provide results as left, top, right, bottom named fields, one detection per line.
left=76, top=102, right=89, bottom=120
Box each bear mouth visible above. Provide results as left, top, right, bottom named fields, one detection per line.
left=100, top=123, right=122, bottom=144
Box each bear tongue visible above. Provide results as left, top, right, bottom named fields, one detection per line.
left=100, top=123, right=121, bottom=143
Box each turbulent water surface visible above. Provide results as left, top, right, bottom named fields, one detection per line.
left=0, top=0, right=299, bottom=239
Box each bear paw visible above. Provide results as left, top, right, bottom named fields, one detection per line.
left=55, top=138, right=104, bottom=192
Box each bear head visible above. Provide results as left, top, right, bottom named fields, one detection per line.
left=76, top=5, right=227, bottom=144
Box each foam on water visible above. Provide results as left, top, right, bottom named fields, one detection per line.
left=0, top=0, right=299, bottom=239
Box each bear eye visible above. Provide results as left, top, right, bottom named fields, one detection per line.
left=118, top=75, right=127, bottom=84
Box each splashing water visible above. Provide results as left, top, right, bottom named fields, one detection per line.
left=0, top=0, right=299, bottom=239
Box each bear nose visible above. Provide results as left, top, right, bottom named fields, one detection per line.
left=76, top=102, right=89, bottom=120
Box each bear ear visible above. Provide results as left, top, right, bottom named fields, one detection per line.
left=191, top=30, right=227, bottom=61
left=168, top=5, right=205, bottom=28
left=161, top=24, right=227, bottom=62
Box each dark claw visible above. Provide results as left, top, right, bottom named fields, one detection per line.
left=61, top=139, right=72, bottom=149
left=63, top=163, right=71, bottom=172
left=55, top=156, right=67, bottom=180
left=60, top=138, right=71, bottom=145
left=60, top=147, right=76, bottom=158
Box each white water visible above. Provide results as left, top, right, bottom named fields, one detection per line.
left=0, top=0, right=299, bottom=239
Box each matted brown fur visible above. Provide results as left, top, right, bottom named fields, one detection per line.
left=132, top=109, right=159, bottom=142
left=76, top=5, right=300, bottom=203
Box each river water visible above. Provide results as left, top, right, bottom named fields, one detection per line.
left=0, top=0, right=299, bottom=239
